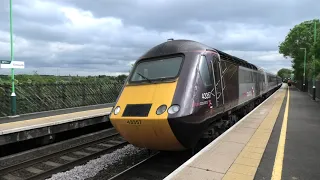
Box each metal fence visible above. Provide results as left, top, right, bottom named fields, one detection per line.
left=0, top=82, right=124, bottom=117
left=293, top=80, right=320, bottom=99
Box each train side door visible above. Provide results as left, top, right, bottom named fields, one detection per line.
left=208, top=52, right=224, bottom=107
left=254, top=72, right=259, bottom=96
left=198, top=55, right=215, bottom=109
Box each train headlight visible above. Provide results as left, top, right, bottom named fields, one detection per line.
left=168, top=105, right=180, bottom=114
left=156, top=105, right=167, bottom=115
left=114, top=106, right=120, bottom=115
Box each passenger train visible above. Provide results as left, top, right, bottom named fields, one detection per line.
left=109, top=39, right=282, bottom=151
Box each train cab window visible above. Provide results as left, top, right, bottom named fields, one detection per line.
left=129, top=56, right=183, bottom=83
left=199, top=55, right=213, bottom=87
left=212, top=56, right=222, bottom=85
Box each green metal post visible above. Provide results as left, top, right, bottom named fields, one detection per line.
left=300, top=48, right=307, bottom=91
left=9, top=0, right=16, bottom=116
left=312, top=21, right=317, bottom=100
left=303, top=49, right=307, bottom=91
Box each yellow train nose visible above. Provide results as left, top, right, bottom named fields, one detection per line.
left=110, top=116, right=185, bottom=151
left=109, top=81, right=185, bottom=151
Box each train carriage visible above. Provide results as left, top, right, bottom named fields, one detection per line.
left=109, top=39, right=282, bottom=151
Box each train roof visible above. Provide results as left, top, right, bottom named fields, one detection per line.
left=140, top=39, right=258, bottom=70
left=212, top=48, right=258, bottom=70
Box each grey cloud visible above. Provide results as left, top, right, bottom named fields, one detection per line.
left=1, top=0, right=316, bottom=75
left=1, top=0, right=291, bottom=53
left=1, top=0, right=289, bottom=51
left=58, top=0, right=319, bottom=29
left=0, top=0, right=67, bottom=30
left=0, top=38, right=141, bottom=74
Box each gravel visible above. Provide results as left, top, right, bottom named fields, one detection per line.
left=89, top=149, right=154, bottom=180
left=46, top=144, right=145, bottom=180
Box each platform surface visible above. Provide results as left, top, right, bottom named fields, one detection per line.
left=0, top=103, right=114, bottom=124
left=0, top=106, right=113, bottom=135
left=163, top=83, right=320, bottom=180
left=255, top=86, right=320, bottom=180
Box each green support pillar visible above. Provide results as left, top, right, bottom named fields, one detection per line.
left=300, top=48, right=307, bottom=92
left=312, top=21, right=317, bottom=101
left=9, top=0, right=16, bottom=116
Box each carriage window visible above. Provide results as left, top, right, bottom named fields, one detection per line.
left=199, top=55, right=212, bottom=87
left=239, top=69, right=255, bottom=83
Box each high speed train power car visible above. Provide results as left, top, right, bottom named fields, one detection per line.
left=109, top=39, right=282, bottom=151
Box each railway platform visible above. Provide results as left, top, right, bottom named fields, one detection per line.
left=165, top=84, right=320, bottom=180
left=0, top=103, right=114, bottom=146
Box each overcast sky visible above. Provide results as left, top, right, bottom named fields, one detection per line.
left=0, top=0, right=319, bottom=76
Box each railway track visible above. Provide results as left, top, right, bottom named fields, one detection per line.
left=108, top=150, right=192, bottom=180
left=0, top=129, right=128, bottom=180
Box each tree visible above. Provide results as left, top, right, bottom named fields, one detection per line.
left=117, top=74, right=128, bottom=82
left=128, top=63, right=134, bottom=74
left=277, top=68, right=292, bottom=79
left=278, top=19, right=320, bottom=81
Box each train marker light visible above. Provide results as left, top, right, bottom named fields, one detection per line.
left=156, top=105, right=167, bottom=115
left=168, top=105, right=180, bottom=114
left=114, top=106, right=120, bottom=115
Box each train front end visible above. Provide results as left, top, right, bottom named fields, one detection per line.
left=109, top=54, right=186, bottom=151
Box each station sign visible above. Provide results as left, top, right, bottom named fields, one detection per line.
left=0, top=61, right=25, bottom=69
left=0, top=60, right=11, bottom=64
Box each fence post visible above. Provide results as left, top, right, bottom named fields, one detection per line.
left=82, top=84, right=86, bottom=106
left=99, top=83, right=102, bottom=104
left=316, top=81, right=320, bottom=99
left=36, top=84, right=42, bottom=111
left=62, top=84, right=66, bottom=108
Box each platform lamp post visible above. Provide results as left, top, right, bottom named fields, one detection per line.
left=313, top=21, right=317, bottom=100
left=9, top=0, right=16, bottom=116
left=311, top=21, right=317, bottom=100
left=305, top=20, right=318, bottom=100
left=300, top=48, right=307, bottom=92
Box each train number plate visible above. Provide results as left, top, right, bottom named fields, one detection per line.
left=126, top=120, right=142, bottom=125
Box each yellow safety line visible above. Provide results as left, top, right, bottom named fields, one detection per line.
left=271, top=86, right=290, bottom=180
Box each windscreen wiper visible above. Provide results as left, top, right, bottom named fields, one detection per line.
left=137, top=73, right=152, bottom=83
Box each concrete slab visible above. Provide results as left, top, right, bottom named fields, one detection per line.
left=43, top=161, right=61, bottom=167
left=60, top=155, right=76, bottom=161
left=190, top=153, right=238, bottom=174
left=25, top=167, right=44, bottom=174
left=86, top=147, right=102, bottom=152
left=222, top=131, right=253, bottom=144
left=73, top=151, right=91, bottom=156
left=171, top=166, right=224, bottom=180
